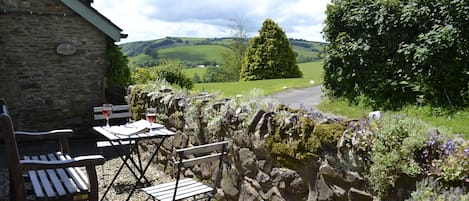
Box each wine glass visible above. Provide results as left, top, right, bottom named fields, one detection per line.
left=102, top=103, right=113, bottom=127
left=145, top=108, right=156, bottom=133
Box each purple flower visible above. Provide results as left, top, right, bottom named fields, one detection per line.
left=464, top=147, right=469, bottom=157
left=443, top=140, right=457, bottom=155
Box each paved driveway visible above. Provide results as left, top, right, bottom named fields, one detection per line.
left=269, top=85, right=324, bottom=110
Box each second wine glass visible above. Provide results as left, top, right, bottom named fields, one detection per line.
left=145, top=108, right=156, bottom=133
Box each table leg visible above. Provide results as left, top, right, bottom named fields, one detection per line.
left=100, top=139, right=150, bottom=201
left=125, top=137, right=167, bottom=201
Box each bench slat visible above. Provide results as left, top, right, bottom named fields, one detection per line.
left=30, top=156, right=57, bottom=198
left=56, top=152, right=89, bottom=191
left=24, top=156, right=45, bottom=198
left=39, top=155, right=67, bottom=196
left=47, top=153, right=78, bottom=194
left=64, top=154, right=90, bottom=185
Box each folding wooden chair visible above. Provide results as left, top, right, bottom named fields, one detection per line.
left=93, top=104, right=135, bottom=148
left=0, top=98, right=104, bottom=201
left=141, top=140, right=228, bottom=201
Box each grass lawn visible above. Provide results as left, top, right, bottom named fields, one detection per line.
left=184, top=67, right=207, bottom=78
left=318, top=98, right=469, bottom=138
left=190, top=61, right=324, bottom=97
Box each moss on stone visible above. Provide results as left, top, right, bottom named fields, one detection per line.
left=267, top=119, right=346, bottom=168
left=313, top=123, right=345, bottom=148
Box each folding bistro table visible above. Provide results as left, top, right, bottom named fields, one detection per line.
left=93, top=120, right=175, bottom=201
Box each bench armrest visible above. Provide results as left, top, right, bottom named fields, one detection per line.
left=15, top=129, right=74, bottom=139
left=20, top=155, right=105, bottom=170
left=15, top=129, right=73, bottom=153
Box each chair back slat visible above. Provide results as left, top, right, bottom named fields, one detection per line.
left=177, top=152, right=226, bottom=168
left=93, top=105, right=131, bottom=120
left=176, top=141, right=228, bottom=156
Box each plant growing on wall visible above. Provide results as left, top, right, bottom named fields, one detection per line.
left=369, top=115, right=433, bottom=199
left=107, top=43, right=131, bottom=87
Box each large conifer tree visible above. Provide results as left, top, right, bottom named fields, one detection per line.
left=240, top=19, right=302, bottom=81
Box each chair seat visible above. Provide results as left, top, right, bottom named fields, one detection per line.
left=141, top=178, right=213, bottom=201
left=23, top=152, right=90, bottom=200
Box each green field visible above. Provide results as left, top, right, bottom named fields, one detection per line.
left=159, top=45, right=231, bottom=65
left=183, top=67, right=207, bottom=78
left=121, top=37, right=326, bottom=68
left=191, top=61, right=323, bottom=97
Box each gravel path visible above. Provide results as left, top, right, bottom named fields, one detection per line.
left=269, top=85, right=324, bottom=109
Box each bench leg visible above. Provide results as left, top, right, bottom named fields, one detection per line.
left=86, top=166, right=99, bottom=201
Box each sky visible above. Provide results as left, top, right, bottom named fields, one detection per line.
left=93, top=0, right=331, bottom=44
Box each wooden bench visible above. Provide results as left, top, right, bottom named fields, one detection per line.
left=93, top=104, right=135, bottom=147
left=0, top=98, right=104, bottom=201
left=141, top=140, right=228, bottom=201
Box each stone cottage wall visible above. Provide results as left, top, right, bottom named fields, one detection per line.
left=0, top=0, right=109, bottom=132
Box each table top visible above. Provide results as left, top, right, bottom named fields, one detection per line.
left=93, top=120, right=175, bottom=141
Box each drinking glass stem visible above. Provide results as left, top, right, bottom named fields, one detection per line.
left=106, top=117, right=110, bottom=127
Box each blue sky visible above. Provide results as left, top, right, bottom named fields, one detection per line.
left=93, top=0, right=331, bottom=43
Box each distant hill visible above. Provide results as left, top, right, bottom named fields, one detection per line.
left=119, top=37, right=328, bottom=68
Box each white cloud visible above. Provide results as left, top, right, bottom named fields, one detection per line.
left=92, top=0, right=331, bottom=43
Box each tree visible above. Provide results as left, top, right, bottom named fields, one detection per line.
left=143, top=46, right=158, bottom=59
left=221, top=18, right=248, bottom=81
left=323, top=0, right=469, bottom=109
left=193, top=73, right=202, bottom=83
left=156, top=60, right=193, bottom=89
left=203, top=66, right=229, bottom=83
left=240, top=19, right=302, bottom=81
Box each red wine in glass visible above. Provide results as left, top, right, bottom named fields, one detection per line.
left=146, top=108, right=156, bottom=133
left=102, top=104, right=113, bottom=127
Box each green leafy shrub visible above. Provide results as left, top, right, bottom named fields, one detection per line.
left=131, top=60, right=193, bottom=89
left=131, top=67, right=156, bottom=84
left=407, top=177, right=469, bottom=201
left=369, top=115, right=433, bottom=198
left=154, top=60, right=193, bottom=89
left=323, top=0, right=469, bottom=108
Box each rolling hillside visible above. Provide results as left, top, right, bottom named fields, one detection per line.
left=119, top=37, right=327, bottom=68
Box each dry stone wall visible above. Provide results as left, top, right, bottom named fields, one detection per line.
left=131, top=86, right=382, bottom=201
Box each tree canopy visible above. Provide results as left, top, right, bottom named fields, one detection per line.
left=241, top=19, right=302, bottom=81
left=323, top=0, right=469, bottom=109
